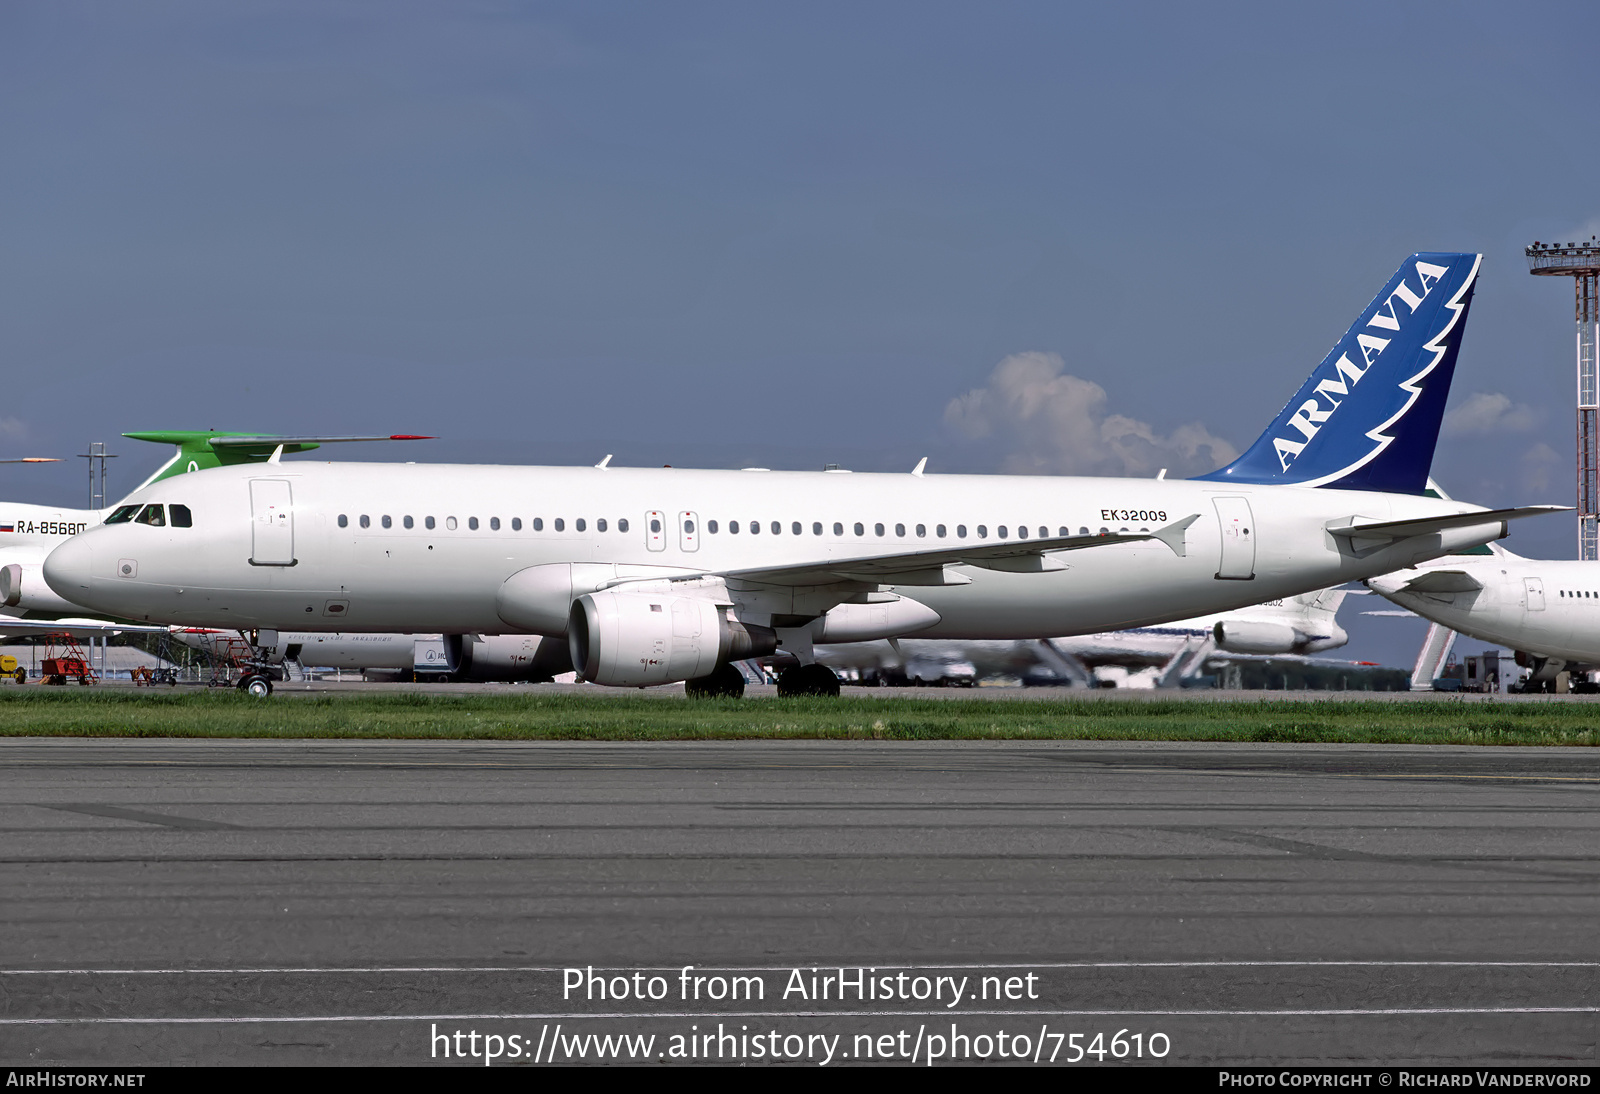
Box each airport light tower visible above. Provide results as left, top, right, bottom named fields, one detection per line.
left=1527, top=237, right=1600, bottom=559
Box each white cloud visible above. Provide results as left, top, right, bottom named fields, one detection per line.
left=0, top=418, right=27, bottom=443
left=1521, top=442, right=1563, bottom=494
left=1442, top=392, right=1538, bottom=437
left=944, top=351, right=1238, bottom=477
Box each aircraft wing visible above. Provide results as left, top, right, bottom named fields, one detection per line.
left=0, top=458, right=60, bottom=464
left=715, top=514, right=1202, bottom=587
left=0, top=615, right=167, bottom=637
left=1326, top=506, right=1568, bottom=543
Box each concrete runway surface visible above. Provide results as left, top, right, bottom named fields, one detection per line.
left=2, top=738, right=1599, bottom=1066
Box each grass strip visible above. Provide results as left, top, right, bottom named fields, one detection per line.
left=0, top=689, right=1598, bottom=745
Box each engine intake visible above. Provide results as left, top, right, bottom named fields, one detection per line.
left=569, top=591, right=776, bottom=687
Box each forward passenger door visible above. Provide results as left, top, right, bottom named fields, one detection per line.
left=249, top=479, right=295, bottom=566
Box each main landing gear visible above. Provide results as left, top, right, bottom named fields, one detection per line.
left=776, top=663, right=841, bottom=698
left=685, top=662, right=746, bottom=699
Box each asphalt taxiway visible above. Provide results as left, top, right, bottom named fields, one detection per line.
left=3, top=738, right=1598, bottom=1065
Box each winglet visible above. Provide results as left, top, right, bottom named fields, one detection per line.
left=911, top=457, right=928, bottom=477
left=595, top=454, right=613, bottom=469
left=1151, top=513, right=1201, bottom=557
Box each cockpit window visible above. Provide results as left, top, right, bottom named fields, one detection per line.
left=105, top=504, right=140, bottom=525
left=134, top=504, right=166, bottom=527
left=169, top=504, right=193, bottom=528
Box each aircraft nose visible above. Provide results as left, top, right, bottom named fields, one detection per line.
left=43, top=536, right=95, bottom=600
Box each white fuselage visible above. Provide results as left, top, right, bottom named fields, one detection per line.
left=45, top=461, right=1504, bottom=645
left=1370, top=550, right=1600, bottom=664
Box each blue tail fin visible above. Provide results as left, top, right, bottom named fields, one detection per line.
left=1195, top=252, right=1481, bottom=494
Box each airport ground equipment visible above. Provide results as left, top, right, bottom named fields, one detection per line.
left=0, top=654, right=23, bottom=683
left=1528, top=239, right=1600, bottom=559
left=38, top=634, right=95, bottom=685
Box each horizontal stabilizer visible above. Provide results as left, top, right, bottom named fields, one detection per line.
left=1326, top=505, right=1567, bottom=542
left=207, top=434, right=434, bottom=448
left=1392, top=570, right=1484, bottom=594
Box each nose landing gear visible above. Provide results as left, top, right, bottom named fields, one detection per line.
left=237, top=673, right=273, bottom=698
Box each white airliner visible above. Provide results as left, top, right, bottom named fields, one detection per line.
left=43, top=253, right=1566, bottom=696
left=1367, top=543, right=1600, bottom=689
left=816, top=589, right=1353, bottom=687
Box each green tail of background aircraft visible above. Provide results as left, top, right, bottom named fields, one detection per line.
left=124, top=432, right=433, bottom=491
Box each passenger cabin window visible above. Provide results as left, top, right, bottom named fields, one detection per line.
left=512, top=518, right=522, bottom=531
left=936, top=524, right=946, bottom=537
left=956, top=525, right=967, bottom=538
left=874, top=523, right=885, bottom=536
left=854, top=523, right=864, bottom=536
left=169, top=505, right=192, bottom=528
left=597, top=518, right=607, bottom=532
left=360, top=515, right=371, bottom=529
left=106, top=504, right=140, bottom=525
left=749, top=521, right=759, bottom=534
left=729, top=521, right=740, bottom=534
left=916, top=524, right=925, bottom=537
left=338, top=514, right=349, bottom=528
left=792, top=522, right=802, bottom=535
left=403, top=516, right=414, bottom=529
left=425, top=516, right=435, bottom=530
left=707, top=520, right=718, bottom=533
left=531, top=518, right=542, bottom=531
left=813, top=522, right=822, bottom=535
left=554, top=518, right=564, bottom=532
left=135, top=505, right=166, bottom=527
left=490, top=517, right=501, bottom=531
left=468, top=517, right=479, bottom=531
left=771, top=521, right=781, bottom=535
left=833, top=522, right=843, bottom=536
left=895, top=523, right=906, bottom=537
left=382, top=515, right=392, bottom=529
left=575, top=518, right=586, bottom=532
left=618, top=518, right=629, bottom=533
left=446, top=517, right=458, bottom=530
left=977, top=525, right=988, bottom=539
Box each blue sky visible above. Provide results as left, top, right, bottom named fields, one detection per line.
left=3, top=1, right=1597, bottom=668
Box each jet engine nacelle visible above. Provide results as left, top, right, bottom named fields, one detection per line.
left=1213, top=620, right=1303, bottom=655
left=568, top=591, right=777, bottom=687
left=0, top=562, right=84, bottom=614
left=448, top=633, right=574, bottom=682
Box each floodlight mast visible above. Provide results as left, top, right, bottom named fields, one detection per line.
left=1528, top=238, right=1600, bottom=559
